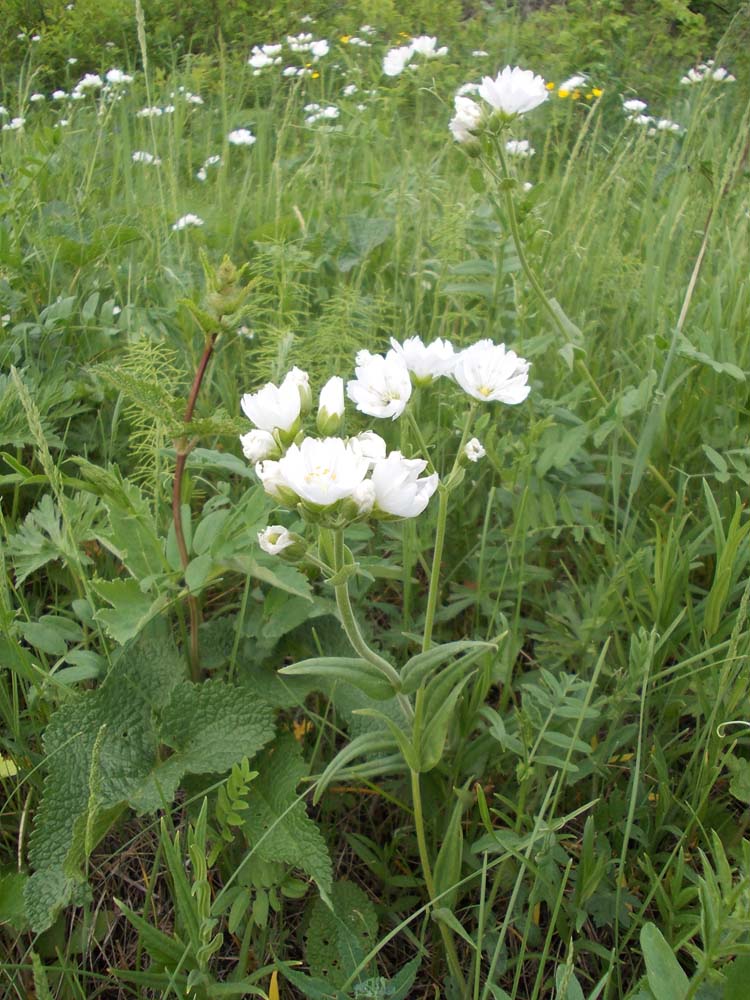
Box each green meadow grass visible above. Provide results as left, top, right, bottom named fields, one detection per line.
left=2, top=9, right=750, bottom=998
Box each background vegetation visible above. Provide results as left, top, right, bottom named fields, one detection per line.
left=2, top=1, right=750, bottom=997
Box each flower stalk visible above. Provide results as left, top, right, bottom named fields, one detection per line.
left=173, top=330, right=218, bottom=682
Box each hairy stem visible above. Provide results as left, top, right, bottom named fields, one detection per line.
left=173, top=330, right=218, bottom=682
left=331, top=531, right=413, bottom=720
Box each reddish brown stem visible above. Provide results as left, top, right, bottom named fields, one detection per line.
left=173, top=331, right=218, bottom=682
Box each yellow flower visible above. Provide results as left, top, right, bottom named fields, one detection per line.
left=311, top=71, right=320, bottom=79
left=592, top=87, right=603, bottom=97
left=585, top=92, right=593, bottom=99
left=572, top=89, right=581, bottom=99
left=557, top=88, right=569, bottom=98
left=340, top=34, right=351, bottom=43
left=545, top=81, right=555, bottom=90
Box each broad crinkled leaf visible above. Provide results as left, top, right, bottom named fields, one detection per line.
left=305, top=880, right=378, bottom=988
left=25, top=627, right=275, bottom=931
left=242, top=734, right=332, bottom=898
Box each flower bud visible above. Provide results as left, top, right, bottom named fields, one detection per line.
left=316, top=376, right=345, bottom=435
left=463, top=437, right=486, bottom=463
left=240, top=429, right=279, bottom=463
left=283, top=367, right=312, bottom=415
left=257, top=524, right=307, bottom=559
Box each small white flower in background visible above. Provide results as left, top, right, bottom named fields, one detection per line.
left=263, top=43, right=282, bottom=56
left=1, top=314, right=11, bottom=327
left=52, top=90, right=67, bottom=100
left=76, top=73, right=103, bottom=91
left=478, top=66, right=548, bottom=116
left=283, top=66, right=298, bottom=77
left=228, top=128, right=256, bottom=146
left=162, top=104, right=176, bottom=114
left=473, top=49, right=489, bottom=57
left=680, top=62, right=735, bottom=84
left=241, top=429, right=278, bottom=463
left=0, top=106, right=8, bottom=116
left=654, top=118, right=682, bottom=133
left=310, top=39, right=329, bottom=59
left=299, top=14, right=314, bottom=23
left=409, top=36, right=448, bottom=59
left=54, top=118, right=69, bottom=128
left=710, top=66, right=735, bottom=81
left=106, top=68, right=133, bottom=85
left=349, top=431, right=387, bottom=467
left=31, top=34, right=41, bottom=42
left=359, top=24, right=376, bottom=35
left=258, top=525, right=297, bottom=556
left=630, top=114, right=654, bottom=126
left=622, top=98, right=647, bottom=112
left=523, top=181, right=533, bottom=192
left=390, top=335, right=455, bottom=383
left=171, top=214, right=204, bottom=231
left=186, top=93, right=204, bottom=105
left=67, top=57, right=78, bottom=65
left=343, top=83, right=358, bottom=96
left=559, top=73, right=587, bottom=91
left=29, top=93, right=45, bottom=103
left=2, top=117, right=25, bottom=131
left=317, top=376, right=345, bottom=435
left=305, top=105, right=339, bottom=125
left=449, top=95, right=483, bottom=143
left=277, top=437, right=369, bottom=506
left=347, top=349, right=412, bottom=420
left=383, top=45, right=414, bottom=77
left=132, top=151, right=161, bottom=165
left=453, top=339, right=531, bottom=404
left=241, top=376, right=302, bottom=434
left=457, top=82, right=481, bottom=96
left=137, top=105, right=163, bottom=118
left=347, top=36, right=371, bottom=48
left=371, top=452, right=439, bottom=518
left=505, top=138, right=535, bottom=157
left=112, top=305, right=121, bottom=315
left=196, top=168, right=207, bottom=181
left=465, top=438, right=486, bottom=462
left=249, top=50, right=275, bottom=69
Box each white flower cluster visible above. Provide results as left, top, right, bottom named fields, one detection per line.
left=132, top=150, right=161, bottom=165
left=680, top=60, right=735, bottom=85
left=172, top=213, right=204, bottom=231
left=241, top=337, right=529, bottom=536
left=449, top=65, right=548, bottom=144
left=622, top=98, right=683, bottom=135
left=383, top=35, right=448, bottom=76
left=304, top=103, right=340, bottom=125
left=227, top=128, right=256, bottom=146
left=196, top=154, right=222, bottom=182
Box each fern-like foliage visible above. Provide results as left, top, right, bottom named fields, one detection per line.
left=6, top=491, right=105, bottom=584
left=25, top=626, right=275, bottom=932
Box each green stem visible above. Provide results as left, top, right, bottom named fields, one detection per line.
left=411, top=768, right=468, bottom=992
left=422, top=406, right=476, bottom=652
left=331, top=531, right=413, bottom=721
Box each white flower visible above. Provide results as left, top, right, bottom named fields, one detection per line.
left=352, top=480, right=376, bottom=516
left=409, top=36, right=448, bottom=58
left=465, top=438, right=486, bottom=462
left=343, top=83, right=358, bottom=96
left=255, top=460, right=294, bottom=503
left=655, top=118, right=681, bottom=133
left=317, top=376, right=345, bottom=434
left=137, top=105, right=163, bottom=117
left=30, top=93, right=45, bottom=103
left=505, top=138, right=535, bottom=157
left=171, top=214, right=204, bottom=231
left=228, top=128, right=256, bottom=146
left=263, top=43, right=282, bottom=56
left=258, top=525, right=296, bottom=555
left=310, top=39, right=329, bottom=58
left=478, top=66, right=548, bottom=116
left=630, top=114, right=653, bottom=126
left=349, top=431, right=387, bottom=467
left=241, top=377, right=301, bottom=434
left=278, top=437, right=369, bottom=506
left=523, top=181, right=533, bottom=192
left=186, top=93, right=204, bottom=105
left=55, top=118, right=69, bottom=128
left=371, top=452, right=439, bottom=518
left=711, top=66, right=735, bottom=81
left=106, top=68, right=133, bottom=85
left=283, top=66, right=298, bottom=77
left=196, top=168, right=208, bottom=181
left=390, top=336, right=455, bottom=383
left=67, top=57, right=78, bottom=65
left=0, top=107, right=8, bottom=116
left=473, top=49, right=489, bottom=57
left=453, top=340, right=531, bottom=404
left=283, top=366, right=312, bottom=412
left=132, top=150, right=161, bottom=164
left=457, top=82, right=481, bottom=96
left=622, top=98, right=647, bottom=112
left=347, top=349, right=412, bottom=419
left=558, top=74, right=587, bottom=91
left=76, top=73, right=103, bottom=91
left=449, top=95, right=482, bottom=143
left=240, top=429, right=278, bottom=463
left=52, top=90, right=67, bottom=100
left=2, top=117, right=25, bottom=131
left=383, top=45, right=413, bottom=77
